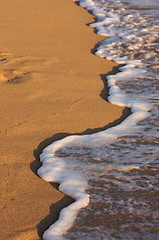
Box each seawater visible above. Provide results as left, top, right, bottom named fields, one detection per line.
left=37, top=0, right=159, bottom=239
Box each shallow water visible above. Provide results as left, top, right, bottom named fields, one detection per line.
left=38, top=0, right=159, bottom=239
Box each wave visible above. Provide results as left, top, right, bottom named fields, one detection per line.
left=37, top=0, right=155, bottom=239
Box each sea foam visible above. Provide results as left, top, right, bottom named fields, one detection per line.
left=37, top=0, right=154, bottom=239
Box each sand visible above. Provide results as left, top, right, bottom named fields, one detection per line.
left=0, top=0, right=130, bottom=239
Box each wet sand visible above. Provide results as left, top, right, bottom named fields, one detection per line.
left=0, top=0, right=129, bottom=239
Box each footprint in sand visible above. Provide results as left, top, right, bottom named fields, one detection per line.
left=0, top=52, right=30, bottom=83
left=0, top=51, right=58, bottom=84
left=0, top=69, right=29, bottom=83
left=0, top=52, right=8, bottom=62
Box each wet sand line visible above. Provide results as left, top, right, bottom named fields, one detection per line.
left=33, top=27, right=131, bottom=240
left=33, top=108, right=131, bottom=238
left=34, top=2, right=133, bottom=238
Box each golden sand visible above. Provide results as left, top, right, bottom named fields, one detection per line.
left=0, top=0, right=129, bottom=239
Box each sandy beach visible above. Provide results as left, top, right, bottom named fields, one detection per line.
left=0, top=0, right=130, bottom=239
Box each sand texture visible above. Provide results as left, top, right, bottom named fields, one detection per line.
left=0, top=0, right=130, bottom=239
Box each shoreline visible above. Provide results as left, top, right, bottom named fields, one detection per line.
left=0, top=0, right=129, bottom=239
left=40, top=1, right=156, bottom=239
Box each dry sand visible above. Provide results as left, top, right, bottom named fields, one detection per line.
left=0, top=0, right=130, bottom=239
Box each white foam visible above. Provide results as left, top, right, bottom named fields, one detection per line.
left=37, top=0, right=153, bottom=239
left=38, top=76, right=150, bottom=239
